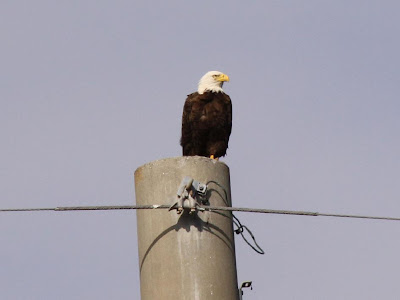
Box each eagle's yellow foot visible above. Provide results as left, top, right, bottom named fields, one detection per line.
left=210, top=155, right=219, bottom=160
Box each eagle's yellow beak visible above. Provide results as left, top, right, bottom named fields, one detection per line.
left=216, top=73, right=230, bottom=82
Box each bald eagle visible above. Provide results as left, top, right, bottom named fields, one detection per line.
left=180, top=71, right=232, bottom=159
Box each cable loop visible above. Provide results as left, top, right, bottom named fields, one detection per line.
left=232, top=213, right=265, bottom=255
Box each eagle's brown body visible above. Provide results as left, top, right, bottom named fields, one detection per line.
left=180, top=91, right=232, bottom=158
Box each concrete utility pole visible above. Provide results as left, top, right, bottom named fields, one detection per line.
left=135, top=156, right=239, bottom=300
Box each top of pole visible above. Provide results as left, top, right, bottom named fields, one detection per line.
left=135, top=156, right=229, bottom=176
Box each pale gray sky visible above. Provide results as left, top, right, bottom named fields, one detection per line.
left=1, top=1, right=400, bottom=299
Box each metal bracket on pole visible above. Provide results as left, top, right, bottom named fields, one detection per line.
left=169, top=176, right=208, bottom=214
left=238, top=281, right=253, bottom=300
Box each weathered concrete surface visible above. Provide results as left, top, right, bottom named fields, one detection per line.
left=135, top=156, right=239, bottom=300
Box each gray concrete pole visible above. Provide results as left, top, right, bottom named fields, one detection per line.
left=135, top=156, right=239, bottom=300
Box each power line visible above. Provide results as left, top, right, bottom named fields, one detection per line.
left=1, top=204, right=400, bottom=222
left=0, top=205, right=168, bottom=212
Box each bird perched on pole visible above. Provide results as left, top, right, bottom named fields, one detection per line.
left=180, top=71, right=232, bottom=160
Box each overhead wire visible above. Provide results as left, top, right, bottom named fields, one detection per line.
left=3, top=203, right=400, bottom=254
left=1, top=204, right=400, bottom=221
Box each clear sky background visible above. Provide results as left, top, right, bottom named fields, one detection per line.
left=1, top=1, right=400, bottom=299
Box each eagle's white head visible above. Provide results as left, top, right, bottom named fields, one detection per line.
left=197, top=71, right=230, bottom=94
